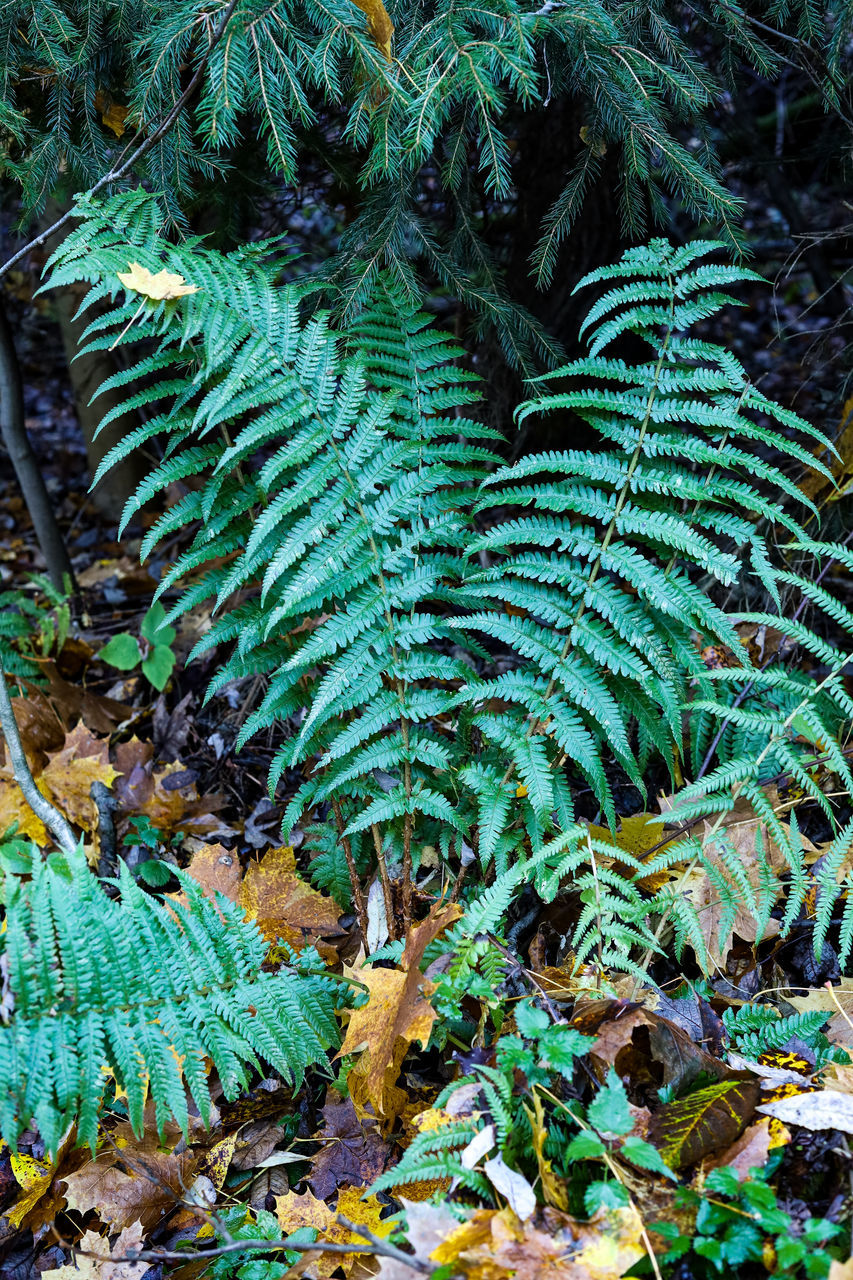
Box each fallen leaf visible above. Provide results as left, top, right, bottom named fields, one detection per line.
left=113, top=738, right=226, bottom=841
left=829, top=1260, right=853, bottom=1280
left=3, top=1130, right=82, bottom=1232
left=483, top=1154, right=536, bottom=1221
left=39, top=724, right=119, bottom=831
left=523, top=1093, right=567, bottom=1210
left=308, top=1095, right=389, bottom=1200
left=275, top=1185, right=393, bottom=1278
left=649, top=1078, right=759, bottom=1170
left=183, top=842, right=242, bottom=904
left=705, top=1116, right=774, bottom=1177
left=431, top=1204, right=645, bottom=1280
left=759, top=1089, right=853, bottom=1134
left=340, top=903, right=461, bottom=1120
left=376, top=1199, right=461, bottom=1280
left=43, top=1222, right=149, bottom=1280
left=351, top=0, right=394, bottom=59
left=239, top=845, right=343, bottom=954
left=117, top=263, right=199, bottom=300
left=62, top=1147, right=198, bottom=1232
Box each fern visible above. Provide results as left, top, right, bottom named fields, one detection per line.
left=722, top=1004, right=833, bottom=1062
left=0, top=847, right=339, bottom=1154
left=45, top=202, right=853, bottom=980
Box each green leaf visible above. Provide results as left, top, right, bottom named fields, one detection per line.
left=99, top=632, right=142, bottom=670
left=565, top=1131, right=606, bottom=1160
left=586, top=1071, right=634, bottom=1137
left=515, top=1000, right=550, bottom=1038
left=142, top=644, right=176, bottom=690
left=583, top=1180, right=629, bottom=1214
left=138, top=858, right=174, bottom=887
left=141, top=601, right=177, bottom=647
left=619, top=1135, right=677, bottom=1180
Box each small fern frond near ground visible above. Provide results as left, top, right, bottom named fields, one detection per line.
left=0, top=848, right=338, bottom=1154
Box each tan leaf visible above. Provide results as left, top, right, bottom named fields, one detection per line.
left=705, top=1116, right=774, bottom=1177
left=62, top=1148, right=198, bottom=1232
left=431, top=1204, right=645, bottom=1280
left=43, top=1222, right=149, bottom=1280
left=274, top=1186, right=393, bottom=1279
left=239, top=844, right=343, bottom=952
left=117, top=263, right=199, bottom=300
left=759, top=1089, right=853, bottom=1134
left=829, top=1260, right=853, bottom=1280
left=523, top=1093, right=567, bottom=1210
left=39, top=724, right=120, bottom=832
left=339, top=903, right=461, bottom=1119
left=183, top=842, right=242, bottom=904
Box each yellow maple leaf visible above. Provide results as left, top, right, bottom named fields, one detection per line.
left=274, top=1186, right=393, bottom=1278
left=116, top=262, right=199, bottom=301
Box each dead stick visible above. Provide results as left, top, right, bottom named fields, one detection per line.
left=0, top=664, right=76, bottom=853
left=371, top=823, right=397, bottom=940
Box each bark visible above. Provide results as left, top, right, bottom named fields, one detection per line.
left=41, top=197, right=148, bottom=522
left=0, top=295, right=76, bottom=593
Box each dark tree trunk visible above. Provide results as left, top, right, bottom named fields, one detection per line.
left=0, top=296, right=76, bottom=594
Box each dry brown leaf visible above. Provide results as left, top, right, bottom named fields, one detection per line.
left=704, top=1116, right=774, bottom=1177
left=309, top=1095, right=389, bottom=1200
left=351, top=0, right=393, bottom=58
left=43, top=1222, right=148, bottom=1280
left=340, top=903, right=461, bottom=1120
left=61, top=1147, right=197, bottom=1232
left=113, top=738, right=225, bottom=841
left=522, top=1093, right=567, bottom=1211
left=376, top=1199, right=461, bottom=1280
left=117, top=263, right=199, bottom=300
left=275, top=1186, right=393, bottom=1279
left=183, top=842, right=242, bottom=904
left=239, top=845, right=343, bottom=953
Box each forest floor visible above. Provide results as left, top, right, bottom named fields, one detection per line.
left=1, top=181, right=853, bottom=1280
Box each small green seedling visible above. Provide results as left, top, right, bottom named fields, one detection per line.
left=99, top=602, right=176, bottom=691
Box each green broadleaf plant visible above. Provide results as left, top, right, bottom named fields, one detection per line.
left=99, top=600, right=177, bottom=690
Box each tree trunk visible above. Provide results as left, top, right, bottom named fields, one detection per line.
left=40, top=198, right=147, bottom=523
left=0, top=295, right=76, bottom=594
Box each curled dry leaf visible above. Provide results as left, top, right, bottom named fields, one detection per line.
left=340, top=903, right=462, bottom=1121
left=61, top=1147, right=198, bottom=1232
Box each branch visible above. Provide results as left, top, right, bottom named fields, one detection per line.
left=0, top=0, right=241, bottom=285
left=0, top=664, right=76, bottom=854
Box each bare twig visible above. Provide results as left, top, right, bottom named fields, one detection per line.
left=0, top=664, right=76, bottom=853
left=0, top=0, right=241, bottom=286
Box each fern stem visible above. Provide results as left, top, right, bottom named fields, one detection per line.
left=0, top=662, right=77, bottom=855
left=332, top=797, right=369, bottom=939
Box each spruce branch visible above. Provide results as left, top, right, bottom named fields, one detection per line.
left=0, top=0, right=240, bottom=286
